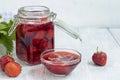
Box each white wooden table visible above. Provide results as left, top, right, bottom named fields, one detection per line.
left=0, top=26, right=120, bottom=80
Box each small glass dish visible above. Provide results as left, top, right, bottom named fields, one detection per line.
left=41, top=48, right=81, bottom=76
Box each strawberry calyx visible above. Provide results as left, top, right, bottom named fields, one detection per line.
left=6, top=52, right=13, bottom=58
left=96, top=46, right=101, bottom=54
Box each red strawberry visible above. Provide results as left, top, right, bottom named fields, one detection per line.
left=27, top=45, right=41, bottom=64
left=46, top=27, right=54, bottom=40
left=32, top=30, right=46, bottom=46
left=32, top=39, right=40, bottom=46
left=43, top=52, right=58, bottom=61
left=0, top=55, right=15, bottom=71
left=4, top=62, right=21, bottom=77
left=92, top=47, right=107, bottom=66
left=38, top=38, right=48, bottom=52
left=20, top=24, right=38, bottom=39
left=22, top=24, right=32, bottom=36
left=16, top=24, right=24, bottom=38
left=47, top=41, right=54, bottom=49
left=34, top=30, right=46, bottom=40
left=16, top=40, right=27, bottom=61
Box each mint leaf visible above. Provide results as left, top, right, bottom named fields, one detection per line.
left=0, top=21, right=8, bottom=26
left=9, top=30, right=15, bottom=40
left=0, top=21, right=9, bottom=32
left=0, top=16, right=14, bottom=54
left=0, top=31, right=7, bottom=35
left=0, top=34, right=13, bottom=53
left=8, top=20, right=13, bottom=27
left=0, top=24, right=8, bottom=30
left=0, top=15, right=2, bottom=19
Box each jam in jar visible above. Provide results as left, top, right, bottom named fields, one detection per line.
left=15, top=6, right=55, bottom=65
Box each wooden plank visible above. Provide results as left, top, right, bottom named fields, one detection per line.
left=108, top=28, right=120, bottom=47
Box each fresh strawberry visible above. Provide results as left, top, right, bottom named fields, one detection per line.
left=4, top=62, right=21, bottom=77
left=92, top=47, right=107, bottom=66
left=0, top=55, right=15, bottom=71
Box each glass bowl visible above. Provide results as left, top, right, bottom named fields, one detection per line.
left=41, top=48, right=81, bottom=76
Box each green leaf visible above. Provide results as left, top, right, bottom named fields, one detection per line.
left=8, top=20, right=13, bottom=27
left=0, top=24, right=8, bottom=30
left=0, top=15, right=2, bottom=19
left=0, top=19, right=14, bottom=36
left=0, top=21, right=9, bottom=31
left=0, top=34, right=13, bottom=53
left=9, top=30, right=15, bottom=40
left=0, top=31, right=7, bottom=35
left=0, top=21, right=8, bottom=26
left=0, top=16, right=14, bottom=55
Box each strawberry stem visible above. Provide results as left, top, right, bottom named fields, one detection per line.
left=96, top=46, right=99, bottom=53
left=6, top=50, right=13, bottom=57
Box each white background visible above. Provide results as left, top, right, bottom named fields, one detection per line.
left=0, top=0, right=120, bottom=27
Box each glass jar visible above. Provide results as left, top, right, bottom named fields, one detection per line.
left=9, top=6, right=81, bottom=65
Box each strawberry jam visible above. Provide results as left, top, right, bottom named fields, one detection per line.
left=16, top=22, right=54, bottom=65
left=41, top=50, right=81, bottom=75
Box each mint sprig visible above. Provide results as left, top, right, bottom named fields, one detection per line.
left=0, top=34, right=13, bottom=53
left=0, top=15, right=15, bottom=54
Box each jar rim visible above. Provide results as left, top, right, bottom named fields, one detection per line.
left=19, top=6, right=50, bottom=12
left=17, top=6, right=50, bottom=18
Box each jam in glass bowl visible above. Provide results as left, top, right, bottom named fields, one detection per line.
left=41, top=48, right=81, bottom=76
